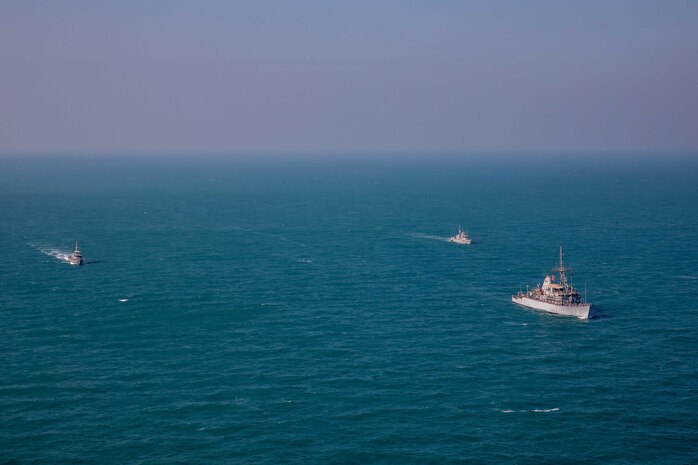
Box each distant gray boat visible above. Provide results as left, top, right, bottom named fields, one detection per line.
left=512, top=247, right=591, bottom=319
left=68, top=241, right=84, bottom=266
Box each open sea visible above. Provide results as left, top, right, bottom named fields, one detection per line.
left=1, top=154, right=697, bottom=464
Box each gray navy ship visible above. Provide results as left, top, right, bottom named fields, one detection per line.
left=512, top=247, right=592, bottom=319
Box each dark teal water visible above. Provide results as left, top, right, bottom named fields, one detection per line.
left=1, top=155, right=697, bottom=464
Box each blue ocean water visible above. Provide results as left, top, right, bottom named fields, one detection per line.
left=1, top=154, right=697, bottom=464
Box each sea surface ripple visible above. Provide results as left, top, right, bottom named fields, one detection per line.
left=1, top=156, right=697, bottom=464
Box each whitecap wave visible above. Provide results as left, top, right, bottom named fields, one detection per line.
left=499, top=407, right=559, bottom=414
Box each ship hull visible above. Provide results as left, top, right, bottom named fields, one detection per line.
left=512, top=296, right=591, bottom=319
left=448, top=238, right=471, bottom=245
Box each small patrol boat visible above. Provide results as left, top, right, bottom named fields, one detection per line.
left=512, top=246, right=592, bottom=319
left=68, top=241, right=84, bottom=266
left=448, top=226, right=472, bottom=245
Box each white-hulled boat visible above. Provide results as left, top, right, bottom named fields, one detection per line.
left=448, top=226, right=472, bottom=245
left=512, top=246, right=592, bottom=319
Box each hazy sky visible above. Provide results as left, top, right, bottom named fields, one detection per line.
left=1, top=1, right=697, bottom=155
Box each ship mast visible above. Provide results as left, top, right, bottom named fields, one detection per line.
left=560, top=246, right=563, bottom=269
left=553, top=245, right=571, bottom=289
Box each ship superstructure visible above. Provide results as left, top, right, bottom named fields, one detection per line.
left=512, top=247, right=591, bottom=319
left=68, top=241, right=84, bottom=266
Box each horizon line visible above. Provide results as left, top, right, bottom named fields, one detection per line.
left=1, top=150, right=697, bottom=159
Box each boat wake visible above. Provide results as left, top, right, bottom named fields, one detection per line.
left=410, top=233, right=449, bottom=242
left=230, top=226, right=312, bottom=249
left=33, top=245, right=74, bottom=264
